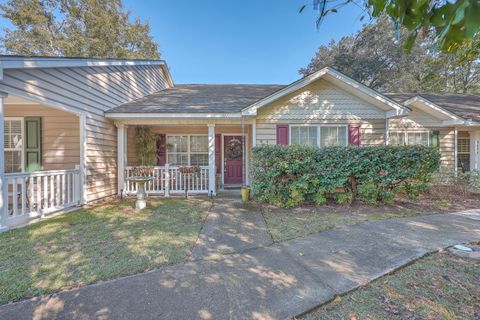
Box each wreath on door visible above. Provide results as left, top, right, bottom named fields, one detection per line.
left=226, top=138, right=242, bottom=160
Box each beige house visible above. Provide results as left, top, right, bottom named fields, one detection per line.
left=0, top=56, right=479, bottom=230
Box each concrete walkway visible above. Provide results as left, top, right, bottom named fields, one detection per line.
left=1, top=211, right=479, bottom=320
left=189, top=198, right=273, bottom=260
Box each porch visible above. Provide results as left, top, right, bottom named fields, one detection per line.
left=117, top=122, right=253, bottom=196
left=0, top=94, right=83, bottom=230
left=456, top=129, right=480, bottom=172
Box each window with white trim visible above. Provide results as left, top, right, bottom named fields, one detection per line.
left=291, top=126, right=317, bottom=146
left=4, top=118, right=24, bottom=173
left=320, top=126, right=347, bottom=147
left=389, top=131, right=430, bottom=146
left=457, top=136, right=470, bottom=172
left=290, top=125, right=347, bottom=147
left=166, top=135, right=208, bottom=166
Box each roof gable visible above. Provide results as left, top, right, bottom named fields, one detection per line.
left=241, top=67, right=409, bottom=118
left=256, top=78, right=388, bottom=120
left=385, top=93, right=480, bottom=124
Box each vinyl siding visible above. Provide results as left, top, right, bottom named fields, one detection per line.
left=440, top=128, right=455, bottom=169
left=256, top=79, right=386, bottom=121
left=5, top=104, right=79, bottom=170
left=389, top=108, right=443, bottom=129
left=0, top=64, right=170, bottom=202
left=254, top=79, right=387, bottom=146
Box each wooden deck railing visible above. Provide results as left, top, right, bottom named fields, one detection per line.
left=125, top=165, right=210, bottom=196
left=1, top=168, right=81, bottom=228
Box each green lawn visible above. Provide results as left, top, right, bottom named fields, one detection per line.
left=304, top=252, right=480, bottom=320
left=0, top=198, right=211, bottom=305
left=263, top=206, right=424, bottom=242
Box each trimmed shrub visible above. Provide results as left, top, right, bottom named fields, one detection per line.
left=251, top=144, right=440, bottom=207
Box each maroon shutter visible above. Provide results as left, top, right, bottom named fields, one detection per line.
left=276, top=125, right=289, bottom=145
left=348, top=125, right=360, bottom=146
left=215, top=134, right=221, bottom=173
left=156, top=134, right=167, bottom=165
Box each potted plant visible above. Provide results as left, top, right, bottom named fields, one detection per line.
left=241, top=185, right=250, bottom=202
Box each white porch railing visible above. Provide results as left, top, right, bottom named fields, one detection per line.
left=2, top=168, right=81, bottom=227
left=125, top=165, right=210, bottom=196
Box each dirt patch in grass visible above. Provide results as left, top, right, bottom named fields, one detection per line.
left=262, top=189, right=480, bottom=242
left=302, top=251, right=480, bottom=320
left=0, top=197, right=211, bottom=305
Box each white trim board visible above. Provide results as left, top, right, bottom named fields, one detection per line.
left=241, top=67, right=410, bottom=117
left=105, top=112, right=243, bottom=119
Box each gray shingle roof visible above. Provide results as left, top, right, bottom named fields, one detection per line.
left=385, top=93, right=480, bottom=122
left=107, top=84, right=286, bottom=113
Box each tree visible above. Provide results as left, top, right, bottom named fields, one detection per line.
left=300, top=16, right=480, bottom=93
left=301, top=0, right=480, bottom=54
left=0, top=0, right=160, bottom=59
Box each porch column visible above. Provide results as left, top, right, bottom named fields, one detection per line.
left=0, top=92, right=8, bottom=232
left=252, top=120, right=256, bottom=147
left=117, top=123, right=126, bottom=196
left=79, top=114, right=87, bottom=205
left=471, top=130, right=480, bottom=171
left=208, top=124, right=216, bottom=196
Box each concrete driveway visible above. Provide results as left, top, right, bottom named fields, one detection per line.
left=1, top=209, right=479, bottom=320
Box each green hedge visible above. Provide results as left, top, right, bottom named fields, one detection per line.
left=251, top=145, right=440, bottom=207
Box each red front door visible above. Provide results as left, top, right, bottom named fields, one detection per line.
left=224, top=135, right=243, bottom=185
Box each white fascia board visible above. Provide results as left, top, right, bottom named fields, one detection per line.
left=404, top=96, right=465, bottom=122
left=385, top=108, right=410, bottom=118
left=442, top=119, right=468, bottom=126
left=105, top=112, right=243, bottom=119
left=241, top=67, right=409, bottom=116
left=0, top=57, right=166, bottom=70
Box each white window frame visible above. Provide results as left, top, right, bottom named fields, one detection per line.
left=289, top=124, right=348, bottom=147
left=389, top=130, right=431, bottom=146
left=166, top=134, right=209, bottom=166
left=457, top=136, right=470, bottom=171
left=4, top=117, right=24, bottom=173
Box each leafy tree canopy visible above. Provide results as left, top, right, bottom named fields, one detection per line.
left=0, top=0, right=160, bottom=59
left=301, top=0, right=480, bottom=54
left=300, top=16, right=480, bottom=93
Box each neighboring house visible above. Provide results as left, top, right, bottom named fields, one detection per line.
left=0, top=56, right=479, bottom=230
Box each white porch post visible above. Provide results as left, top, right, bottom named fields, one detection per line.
left=117, top=123, right=126, bottom=196
left=0, top=92, right=8, bottom=232
left=252, top=120, right=256, bottom=147
left=470, top=130, right=480, bottom=171
left=79, top=113, right=87, bottom=205
left=208, top=123, right=216, bottom=196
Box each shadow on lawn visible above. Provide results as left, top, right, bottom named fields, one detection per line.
left=0, top=198, right=209, bottom=306
left=1, top=200, right=479, bottom=320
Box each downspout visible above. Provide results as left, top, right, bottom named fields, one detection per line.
left=242, top=116, right=245, bottom=186
left=454, top=127, right=458, bottom=175
left=385, top=118, right=390, bottom=145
